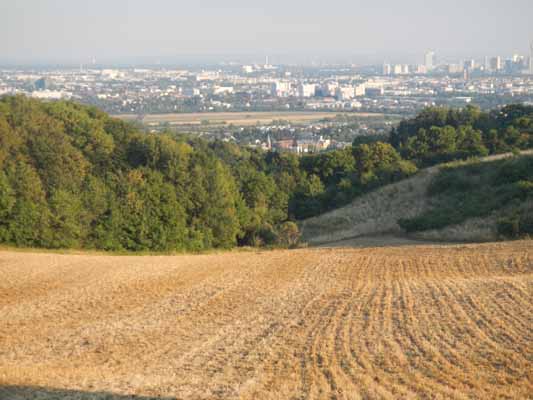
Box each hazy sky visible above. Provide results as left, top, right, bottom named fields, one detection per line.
left=2, top=0, right=532, bottom=65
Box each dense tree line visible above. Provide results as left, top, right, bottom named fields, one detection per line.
left=390, top=104, right=533, bottom=165
left=0, top=96, right=408, bottom=250
left=0, top=96, right=532, bottom=250
left=0, top=96, right=301, bottom=250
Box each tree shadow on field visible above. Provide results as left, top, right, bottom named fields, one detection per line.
left=0, top=386, right=179, bottom=400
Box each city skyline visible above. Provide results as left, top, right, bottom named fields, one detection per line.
left=1, top=48, right=531, bottom=69
left=2, top=0, right=533, bottom=65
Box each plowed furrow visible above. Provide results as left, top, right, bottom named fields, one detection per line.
left=429, top=279, right=531, bottom=398
left=391, top=277, right=473, bottom=398
left=1, top=242, right=532, bottom=399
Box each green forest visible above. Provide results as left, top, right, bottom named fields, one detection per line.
left=0, top=96, right=532, bottom=250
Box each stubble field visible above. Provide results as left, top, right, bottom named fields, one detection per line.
left=114, top=111, right=384, bottom=127
left=0, top=241, right=532, bottom=399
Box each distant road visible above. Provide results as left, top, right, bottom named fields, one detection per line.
left=113, top=111, right=390, bottom=126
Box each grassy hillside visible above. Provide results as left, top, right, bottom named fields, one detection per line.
left=400, top=154, right=533, bottom=239
left=300, top=151, right=533, bottom=244
left=299, top=167, right=438, bottom=244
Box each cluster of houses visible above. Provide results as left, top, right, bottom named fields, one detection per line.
left=252, top=135, right=348, bottom=154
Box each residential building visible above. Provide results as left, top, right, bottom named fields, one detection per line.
left=272, top=81, right=291, bottom=97
left=335, top=86, right=355, bottom=100
left=297, top=83, right=316, bottom=98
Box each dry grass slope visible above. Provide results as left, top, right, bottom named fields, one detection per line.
left=300, top=150, right=533, bottom=246
left=1, top=241, right=532, bottom=399
left=299, top=166, right=439, bottom=245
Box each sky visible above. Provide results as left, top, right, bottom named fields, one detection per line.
left=1, top=0, right=532, bottom=65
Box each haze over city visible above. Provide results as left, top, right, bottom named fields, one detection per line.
left=2, top=0, right=533, bottom=65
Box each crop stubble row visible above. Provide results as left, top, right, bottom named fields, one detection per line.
left=0, top=242, right=531, bottom=399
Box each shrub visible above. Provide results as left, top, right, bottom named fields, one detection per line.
left=497, top=217, right=521, bottom=238
left=277, top=221, right=300, bottom=248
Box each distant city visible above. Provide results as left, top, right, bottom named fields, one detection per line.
left=2, top=45, right=532, bottom=113
left=1, top=45, right=532, bottom=154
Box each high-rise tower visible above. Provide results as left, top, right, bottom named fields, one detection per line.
left=425, top=51, right=435, bottom=71
left=529, top=41, right=533, bottom=74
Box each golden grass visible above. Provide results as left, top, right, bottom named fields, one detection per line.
left=301, top=150, right=533, bottom=246
left=114, top=111, right=384, bottom=126
left=0, top=241, right=532, bottom=399
left=299, top=167, right=440, bottom=245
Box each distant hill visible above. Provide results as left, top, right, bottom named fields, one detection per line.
left=300, top=151, right=533, bottom=245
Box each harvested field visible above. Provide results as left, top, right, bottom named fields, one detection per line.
left=1, top=241, right=532, bottom=399
left=114, top=111, right=385, bottom=126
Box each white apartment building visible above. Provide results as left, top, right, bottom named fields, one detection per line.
left=322, top=81, right=339, bottom=96
left=393, top=65, right=410, bottom=75
left=213, top=86, right=234, bottom=95
left=31, top=90, right=71, bottom=100
left=272, top=80, right=292, bottom=97
left=335, top=86, right=355, bottom=100
left=354, top=83, right=366, bottom=96
left=297, top=83, right=316, bottom=97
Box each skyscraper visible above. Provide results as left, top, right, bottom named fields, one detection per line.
left=529, top=41, right=533, bottom=75
left=489, top=56, right=502, bottom=72
left=425, top=51, right=435, bottom=71
left=484, top=56, right=491, bottom=72
left=464, top=59, right=475, bottom=71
